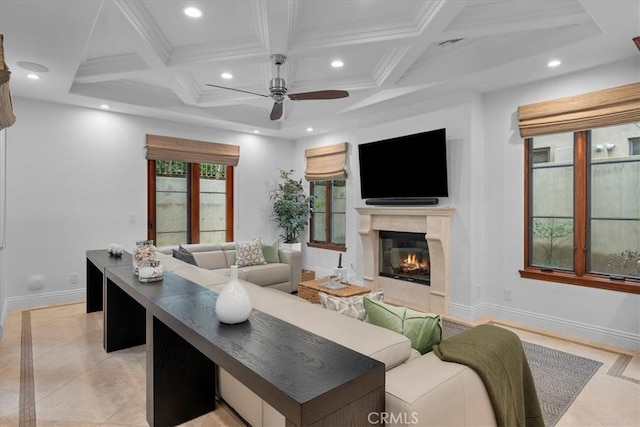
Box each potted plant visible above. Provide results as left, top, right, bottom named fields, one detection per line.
left=270, top=169, right=314, bottom=249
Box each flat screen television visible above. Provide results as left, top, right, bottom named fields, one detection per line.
left=358, top=128, right=448, bottom=205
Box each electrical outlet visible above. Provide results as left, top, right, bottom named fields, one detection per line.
left=70, top=273, right=78, bottom=284
left=503, top=288, right=512, bottom=301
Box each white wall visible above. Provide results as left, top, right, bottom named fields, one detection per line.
left=0, top=98, right=293, bottom=327
left=296, top=58, right=639, bottom=351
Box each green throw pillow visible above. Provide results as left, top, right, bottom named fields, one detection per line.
left=261, top=240, right=280, bottom=263
left=364, top=297, right=442, bottom=354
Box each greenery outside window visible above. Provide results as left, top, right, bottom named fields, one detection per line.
left=309, top=180, right=346, bottom=251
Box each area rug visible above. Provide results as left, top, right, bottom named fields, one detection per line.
left=442, top=320, right=603, bottom=427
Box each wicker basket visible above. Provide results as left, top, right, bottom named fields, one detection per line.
left=301, top=269, right=315, bottom=282
left=297, top=283, right=321, bottom=304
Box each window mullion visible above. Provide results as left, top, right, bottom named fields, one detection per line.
left=147, top=160, right=157, bottom=241
left=574, top=131, right=588, bottom=276
left=326, top=182, right=333, bottom=243
left=189, top=164, right=200, bottom=243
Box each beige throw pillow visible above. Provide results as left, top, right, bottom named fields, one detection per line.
left=318, top=288, right=384, bottom=321
left=235, top=239, right=267, bottom=267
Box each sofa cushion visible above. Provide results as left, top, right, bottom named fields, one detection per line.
left=385, top=352, right=495, bottom=426
left=191, top=251, right=229, bottom=270
left=241, top=263, right=290, bottom=287
left=261, top=240, right=280, bottom=263
left=318, top=288, right=384, bottom=321
left=172, top=245, right=198, bottom=266
left=364, top=298, right=442, bottom=355
left=235, top=239, right=267, bottom=267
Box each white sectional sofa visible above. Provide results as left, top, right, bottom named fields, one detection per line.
left=156, top=249, right=496, bottom=427
left=156, top=242, right=301, bottom=293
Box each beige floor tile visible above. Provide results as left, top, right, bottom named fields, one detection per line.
left=36, top=369, right=146, bottom=424
left=103, top=387, right=147, bottom=426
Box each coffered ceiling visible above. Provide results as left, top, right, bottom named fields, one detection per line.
left=1, top=0, right=638, bottom=139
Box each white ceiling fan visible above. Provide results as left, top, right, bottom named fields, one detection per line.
left=206, top=54, right=349, bottom=120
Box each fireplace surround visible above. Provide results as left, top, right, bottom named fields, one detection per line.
left=356, top=206, right=455, bottom=314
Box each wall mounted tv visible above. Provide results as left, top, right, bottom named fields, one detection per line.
left=358, top=128, right=448, bottom=206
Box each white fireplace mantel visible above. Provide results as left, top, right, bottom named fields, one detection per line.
left=356, top=206, right=455, bottom=315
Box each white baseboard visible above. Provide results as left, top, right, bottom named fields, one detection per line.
left=0, top=288, right=86, bottom=339
left=449, top=301, right=640, bottom=352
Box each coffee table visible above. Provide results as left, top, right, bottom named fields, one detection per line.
left=298, top=277, right=370, bottom=304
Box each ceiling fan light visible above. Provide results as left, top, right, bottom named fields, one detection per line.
left=27, top=73, right=40, bottom=80
left=184, top=7, right=203, bottom=18
left=331, top=60, right=344, bottom=68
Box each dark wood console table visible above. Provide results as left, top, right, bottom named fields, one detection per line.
left=85, top=249, right=132, bottom=313
left=102, top=265, right=385, bottom=426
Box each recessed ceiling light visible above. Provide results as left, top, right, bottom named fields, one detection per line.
left=100, top=104, right=110, bottom=109
left=184, top=7, right=203, bottom=18
left=331, top=60, right=344, bottom=68
left=548, top=59, right=561, bottom=68
left=221, top=72, right=233, bottom=79
left=253, top=130, right=260, bottom=134
left=27, top=73, right=40, bottom=80
left=306, top=127, right=313, bottom=132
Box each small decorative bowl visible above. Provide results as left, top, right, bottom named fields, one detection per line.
left=107, top=244, right=124, bottom=258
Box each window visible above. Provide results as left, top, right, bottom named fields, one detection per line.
left=309, top=180, right=346, bottom=250
left=522, top=123, right=640, bottom=293
left=145, top=134, right=238, bottom=246
left=518, top=83, right=640, bottom=293
left=148, top=160, right=234, bottom=246
left=304, top=142, right=349, bottom=252
left=630, top=137, right=640, bottom=155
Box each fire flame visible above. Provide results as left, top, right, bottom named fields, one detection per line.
left=400, top=253, right=429, bottom=272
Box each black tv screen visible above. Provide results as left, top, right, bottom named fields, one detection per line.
left=358, top=128, right=448, bottom=200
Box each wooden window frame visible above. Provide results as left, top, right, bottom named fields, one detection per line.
left=147, top=160, right=234, bottom=244
left=520, top=131, right=639, bottom=294
left=308, top=180, right=346, bottom=252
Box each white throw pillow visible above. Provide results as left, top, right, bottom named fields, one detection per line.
left=235, top=239, right=267, bottom=267
left=318, top=288, right=384, bottom=321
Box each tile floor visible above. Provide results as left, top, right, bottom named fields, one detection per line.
left=0, top=302, right=638, bottom=426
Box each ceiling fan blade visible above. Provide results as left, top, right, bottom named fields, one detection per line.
left=270, top=102, right=283, bottom=120
left=206, top=84, right=269, bottom=98
left=288, top=90, right=349, bottom=101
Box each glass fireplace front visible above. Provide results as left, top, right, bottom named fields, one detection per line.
left=379, top=231, right=430, bottom=285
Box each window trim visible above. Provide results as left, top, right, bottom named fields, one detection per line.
left=520, top=131, right=639, bottom=294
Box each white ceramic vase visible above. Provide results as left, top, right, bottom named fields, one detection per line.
left=215, top=265, right=252, bottom=324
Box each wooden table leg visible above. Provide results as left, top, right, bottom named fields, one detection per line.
left=86, top=260, right=103, bottom=313
left=104, top=277, right=146, bottom=352
left=147, top=313, right=217, bottom=426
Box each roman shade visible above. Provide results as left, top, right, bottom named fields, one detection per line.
left=0, top=34, right=16, bottom=130
left=146, top=134, right=239, bottom=166
left=517, top=82, right=640, bottom=138
left=304, top=142, right=348, bottom=181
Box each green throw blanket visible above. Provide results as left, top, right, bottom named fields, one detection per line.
left=433, top=324, right=544, bottom=427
